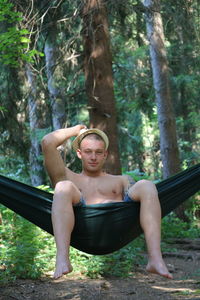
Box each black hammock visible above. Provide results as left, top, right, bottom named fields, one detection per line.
left=0, top=163, right=200, bottom=255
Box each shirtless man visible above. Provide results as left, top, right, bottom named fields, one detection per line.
left=41, top=124, right=172, bottom=280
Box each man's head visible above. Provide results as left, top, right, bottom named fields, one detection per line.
left=72, top=128, right=109, bottom=174
left=72, top=128, right=109, bottom=152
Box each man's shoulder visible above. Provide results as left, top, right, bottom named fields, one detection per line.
left=113, top=174, right=136, bottom=186
left=105, top=173, right=128, bottom=183
left=107, top=174, right=135, bottom=191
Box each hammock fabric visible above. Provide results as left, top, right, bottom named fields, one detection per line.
left=0, top=163, right=200, bottom=255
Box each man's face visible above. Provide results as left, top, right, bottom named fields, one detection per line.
left=77, top=137, right=108, bottom=173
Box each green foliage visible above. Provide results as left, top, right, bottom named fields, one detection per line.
left=0, top=26, right=43, bottom=66
left=111, top=30, right=160, bottom=174
left=0, top=106, right=7, bottom=112
left=0, top=154, right=30, bottom=183
left=0, top=0, right=43, bottom=66
left=70, top=237, right=145, bottom=279
left=161, top=212, right=200, bottom=240
left=0, top=205, right=56, bottom=283
left=124, top=169, right=150, bottom=182
left=0, top=0, right=21, bottom=23
left=123, top=169, right=161, bottom=185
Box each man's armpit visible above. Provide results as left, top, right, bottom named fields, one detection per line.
left=122, top=175, right=135, bottom=194
left=127, top=175, right=136, bottom=188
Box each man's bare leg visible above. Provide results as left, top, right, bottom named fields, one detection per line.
left=129, top=180, right=173, bottom=279
left=52, top=181, right=81, bottom=279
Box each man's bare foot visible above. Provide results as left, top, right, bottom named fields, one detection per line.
left=53, top=256, right=73, bottom=279
left=146, top=258, right=173, bottom=279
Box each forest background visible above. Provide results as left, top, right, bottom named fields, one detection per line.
left=0, top=0, right=199, bottom=281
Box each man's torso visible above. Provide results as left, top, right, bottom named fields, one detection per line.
left=66, top=170, right=128, bottom=205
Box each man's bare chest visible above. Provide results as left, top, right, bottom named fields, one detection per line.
left=74, top=176, right=124, bottom=200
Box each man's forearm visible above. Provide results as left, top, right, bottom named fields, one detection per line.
left=42, top=124, right=86, bottom=148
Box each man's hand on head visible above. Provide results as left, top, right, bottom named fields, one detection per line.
left=75, top=124, right=87, bottom=136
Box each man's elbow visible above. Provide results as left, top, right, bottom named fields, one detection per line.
left=41, top=135, right=52, bottom=152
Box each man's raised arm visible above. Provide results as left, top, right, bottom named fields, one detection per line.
left=41, top=124, right=86, bottom=187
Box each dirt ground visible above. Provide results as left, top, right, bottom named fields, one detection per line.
left=1, top=241, right=200, bottom=300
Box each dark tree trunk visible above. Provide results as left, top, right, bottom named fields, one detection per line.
left=82, top=0, right=121, bottom=174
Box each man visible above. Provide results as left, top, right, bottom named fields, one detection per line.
left=42, top=124, right=172, bottom=280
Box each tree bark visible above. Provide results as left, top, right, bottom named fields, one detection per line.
left=143, top=0, right=191, bottom=222
left=82, top=0, right=121, bottom=174
left=144, top=0, right=180, bottom=178
left=26, top=65, right=45, bottom=186
left=0, top=212, right=2, bottom=225
left=44, top=20, right=66, bottom=130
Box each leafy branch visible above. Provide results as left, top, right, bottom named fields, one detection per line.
left=0, top=0, right=43, bottom=66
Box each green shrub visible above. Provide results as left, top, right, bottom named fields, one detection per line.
left=161, top=212, right=199, bottom=239
left=0, top=206, right=56, bottom=283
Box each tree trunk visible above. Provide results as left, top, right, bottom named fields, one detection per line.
left=26, top=65, right=45, bottom=186
left=175, top=1, right=197, bottom=164
left=44, top=21, right=66, bottom=130
left=82, top=0, right=121, bottom=174
left=144, top=0, right=180, bottom=178
left=144, top=0, right=190, bottom=221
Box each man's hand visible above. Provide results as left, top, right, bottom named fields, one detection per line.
left=73, top=124, right=87, bottom=137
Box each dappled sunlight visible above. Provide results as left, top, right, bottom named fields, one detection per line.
left=91, top=45, right=104, bottom=58
left=152, top=285, right=196, bottom=293
left=149, top=279, right=200, bottom=298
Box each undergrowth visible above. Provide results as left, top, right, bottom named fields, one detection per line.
left=1, top=203, right=199, bottom=284
left=0, top=204, right=146, bottom=284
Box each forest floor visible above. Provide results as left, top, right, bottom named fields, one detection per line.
left=1, top=239, right=200, bottom=300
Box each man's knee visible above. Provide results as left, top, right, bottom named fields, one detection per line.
left=55, top=180, right=76, bottom=193
left=54, top=180, right=81, bottom=203
left=128, top=179, right=158, bottom=201
left=136, top=179, right=156, bottom=189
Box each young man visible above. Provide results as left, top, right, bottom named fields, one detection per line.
left=42, top=124, right=172, bottom=280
